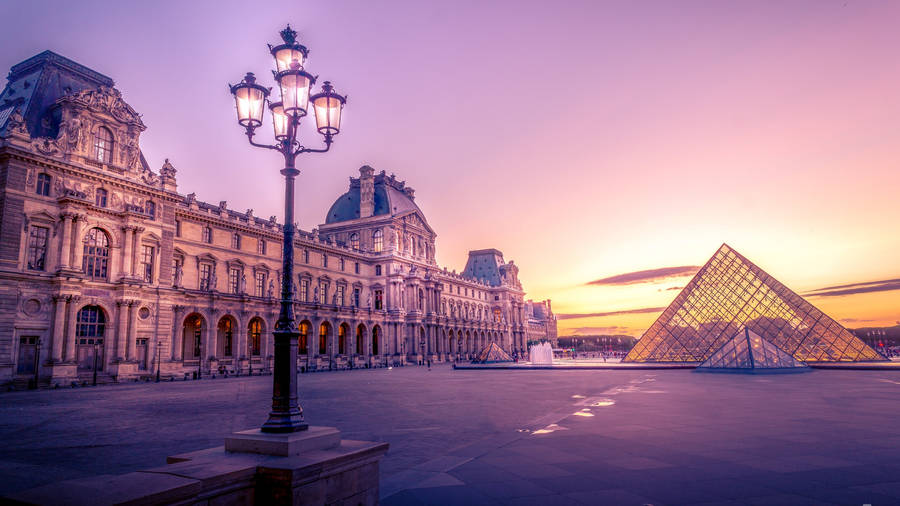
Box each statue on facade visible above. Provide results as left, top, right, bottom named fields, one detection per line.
left=332, top=292, right=338, bottom=305
left=173, top=262, right=183, bottom=287
left=366, top=292, right=372, bottom=309
left=209, top=269, right=217, bottom=291
left=313, top=286, right=319, bottom=303
left=267, top=280, right=275, bottom=298
left=240, top=274, right=247, bottom=294
left=56, top=113, right=82, bottom=152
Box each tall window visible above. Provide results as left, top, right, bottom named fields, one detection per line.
left=354, top=262, right=360, bottom=274
left=200, top=264, right=212, bottom=290
left=257, top=239, right=266, bottom=255
left=300, top=278, right=309, bottom=301
left=26, top=226, right=48, bottom=271
left=232, top=233, right=241, bottom=249
left=299, top=321, right=309, bottom=355
left=353, top=287, right=360, bottom=307
left=83, top=228, right=110, bottom=280
left=322, top=254, right=328, bottom=268
left=375, top=265, right=382, bottom=276
left=303, top=250, right=309, bottom=263
left=221, top=318, right=233, bottom=356
left=36, top=173, right=51, bottom=196
left=202, top=226, right=212, bottom=244
left=249, top=319, right=262, bottom=356
left=319, top=280, right=328, bottom=303
left=146, top=201, right=156, bottom=220
left=319, top=323, right=329, bottom=354
left=229, top=267, right=241, bottom=294
left=175, top=220, right=181, bottom=237
left=374, top=289, right=383, bottom=310
left=340, top=258, right=345, bottom=271
left=140, top=245, right=154, bottom=283
left=418, top=289, right=424, bottom=311
left=336, top=285, right=345, bottom=306
left=95, top=189, right=108, bottom=208
left=349, top=233, right=359, bottom=250
left=255, top=271, right=266, bottom=297
left=373, top=230, right=383, bottom=252
left=94, top=127, right=113, bottom=164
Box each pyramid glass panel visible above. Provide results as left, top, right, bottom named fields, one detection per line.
left=472, top=342, right=513, bottom=364
left=625, top=244, right=885, bottom=363
left=696, top=328, right=809, bottom=373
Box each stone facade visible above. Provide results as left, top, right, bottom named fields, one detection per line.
left=0, top=51, right=556, bottom=386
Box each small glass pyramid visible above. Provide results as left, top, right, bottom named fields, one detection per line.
left=696, top=328, right=809, bottom=373
left=625, top=244, right=885, bottom=363
left=472, top=342, right=514, bottom=363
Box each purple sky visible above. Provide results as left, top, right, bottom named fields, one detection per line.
left=4, top=0, right=900, bottom=334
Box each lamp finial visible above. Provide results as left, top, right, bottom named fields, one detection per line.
left=280, top=25, right=298, bottom=44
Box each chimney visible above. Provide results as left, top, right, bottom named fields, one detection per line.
left=358, top=165, right=375, bottom=218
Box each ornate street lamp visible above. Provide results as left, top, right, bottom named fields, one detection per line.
left=229, top=25, right=346, bottom=433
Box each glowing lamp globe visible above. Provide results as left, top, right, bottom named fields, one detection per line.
left=229, top=73, right=269, bottom=128
left=310, top=81, right=346, bottom=135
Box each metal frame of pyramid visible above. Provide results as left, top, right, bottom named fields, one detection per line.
left=472, top=342, right=514, bottom=363
left=625, top=244, right=885, bottom=363
left=696, top=327, right=810, bottom=373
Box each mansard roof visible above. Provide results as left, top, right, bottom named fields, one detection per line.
left=325, top=169, right=424, bottom=225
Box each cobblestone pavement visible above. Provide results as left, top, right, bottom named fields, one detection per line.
left=2, top=366, right=900, bottom=505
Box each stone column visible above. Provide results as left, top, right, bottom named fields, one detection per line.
left=116, top=301, right=128, bottom=360
left=51, top=295, right=67, bottom=362
left=172, top=306, right=184, bottom=360
left=71, top=215, right=86, bottom=270
left=126, top=301, right=138, bottom=360
left=64, top=295, right=81, bottom=362
left=121, top=226, right=134, bottom=279
left=237, top=313, right=247, bottom=361
left=57, top=213, right=73, bottom=269
left=131, top=227, right=144, bottom=277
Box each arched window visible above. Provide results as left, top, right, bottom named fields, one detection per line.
left=218, top=317, right=234, bottom=357
left=356, top=325, right=364, bottom=355
left=372, top=326, right=380, bottom=355
left=373, top=229, right=383, bottom=252
left=349, top=233, right=359, bottom=250
left=93, top=127, right=114, bottom=164
left=319, top=322, right=330, bottom=355
left=299, top=321, right=310, bottom=355
left=249, top=319, right=262, bottom=356
left=338, top=324, right=347, bottom=355
left=76, top=305, right=106, bottom=370
left=83, top=228, right=110, bottom=280
left=36, top=173, right=51, bottom=196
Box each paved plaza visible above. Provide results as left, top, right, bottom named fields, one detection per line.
left=2, top=366, right=900, bottom=505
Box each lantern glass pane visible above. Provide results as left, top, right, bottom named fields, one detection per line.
left=275, top=47, right=304, bottom=72
left=234, top=86, right=265, bottom=126
left=278, top=73, right=310, bottom=117
left=313, top=95, right=342, bottom=134
left=271, top=103, right=289, bottom=140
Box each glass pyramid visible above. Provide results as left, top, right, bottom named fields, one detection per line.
left=472, top=342, right=514, bottom=363
left=625, top=244, right=885, bottom=363
left=696, top=328, right=809, bottom=373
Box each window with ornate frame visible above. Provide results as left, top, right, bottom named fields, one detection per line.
left=95, top=189, right=108, bottom=208
left=36, top=173, right=51, bottom=196
left=26, top=226, right=49, bottom=271
left=300, top=278, right=309, bottom=302
left=140, top=245, right=154, bottom=283
left=254, top=271, right=266, bottom=297
left=202, top=226, right=212, bottom=244
left=93, top=127, right=114, bottom=164
left=146, top=201, right=156, bottom=220
left=249, top=319, right=262, bottom=356
left=336, top=284, right=345, bottom=306
left=353, top=287, right=361, bottom=307
left=199, top=263, right=212, bottom=290
left=349, top=233, right=359, bottom=250
left=232, top=233, right=241, bottom=250
left=374, top=289, right=383, bottom=310
left=83, top=228, right=110, bottom=280
left=228, top=267, right=241, bottom=294
left=373, top=229, right=383, bottom=252
left=257, top=239, right=266, bottom=255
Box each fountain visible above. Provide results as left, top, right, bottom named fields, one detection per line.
left=529, top=342, right=554, bottom=365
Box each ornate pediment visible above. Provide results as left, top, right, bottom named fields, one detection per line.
left=56, top=85, right=145, bottom=130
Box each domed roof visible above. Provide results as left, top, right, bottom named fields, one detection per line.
left=325, top=171, right=425, bottom=224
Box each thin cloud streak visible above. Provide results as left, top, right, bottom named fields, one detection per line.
left=805, top=278, right=900, bottom=298
left=587, top=266, right=700, bottom=286
left=558, top=306, right=666, bottom=320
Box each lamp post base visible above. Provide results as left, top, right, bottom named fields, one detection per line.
left=225, top=425, right=338, bottom=456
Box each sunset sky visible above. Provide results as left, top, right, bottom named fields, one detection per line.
left=3, top=0, right=899, bottom=336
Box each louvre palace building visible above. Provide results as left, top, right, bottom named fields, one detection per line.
left=0, top=51, right=557, bottom=386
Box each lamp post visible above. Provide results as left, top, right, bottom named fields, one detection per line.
left=229, top=25, right=346, bottom=433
